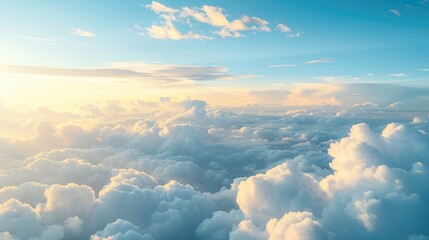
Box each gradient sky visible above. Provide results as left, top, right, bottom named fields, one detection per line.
left=0, top=0, right=429, bottom=108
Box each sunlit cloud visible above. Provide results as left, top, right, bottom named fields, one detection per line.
left=71, top=28, right=96, bottom=37
left=141, top=1, right=293, bottom=40
left=0, top=62, right=256, bottom=83
left=1, top=1, right=429, bottom=239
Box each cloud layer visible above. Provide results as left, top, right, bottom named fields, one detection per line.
left=0, top=98, right=428, bottom=239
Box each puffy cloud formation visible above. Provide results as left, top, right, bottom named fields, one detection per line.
left=0, top=99, right=428, bottom=239
left=142, top=1, right=296, bottom=39
left=233, top=122, right=429, bottom=240
left=90, top=219, right=153, bottom=240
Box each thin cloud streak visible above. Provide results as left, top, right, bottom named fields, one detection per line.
left=267, top=64, right=297, bottom=68
left=389, top=9, right=401, bottom=16
left=305, top=58, right=334, bottom=64
left=388, top=73, right=408, bottom=77
left=0, top=63, right=256, bottom=82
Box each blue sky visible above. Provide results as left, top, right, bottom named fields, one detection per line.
left=0, top=0, right=428, bottom=105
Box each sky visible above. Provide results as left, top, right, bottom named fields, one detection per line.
left=1, top=1, right=429, bottom=240
left=1, top=0, right=429, bottom=109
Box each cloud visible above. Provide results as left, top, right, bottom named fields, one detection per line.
left=1, top=96, right=429, bottom=239
left=275, top=23, right=301, bottom=37
left=145, top=1, right=177, bottom=14
left=180, top=6, right=271, bottom=38
left=19, top=36, right=58, bottom=46
left=142, top=1, right=284, bottom=40
left=315, top=76, right=360, bottom=82
left=389, top=73, right=408, bottom=77
left=267, top=64, right=297, bottom=68
left=305, top=58, right=334, bottom=64
left=71, top=28, right=96, bottom=37
left=0, top=62, right=254, bottom=83
left=146, top=21, right=212, bottom=40
left=237, top=162, right=327, bottom=225
left=389, top=9, right=401, bottom=16
left=233, top=122, right=429, bottom=239
left=266, top=211, right=329, bottom=240
left=284, top=83, right=429, bottom=107
left=90, top=219, right=153, bottom=240
left=276, top=23, right=291, bottom=33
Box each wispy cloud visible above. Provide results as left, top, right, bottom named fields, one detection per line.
left=19, top=36, right=58, bottom=46
left=415, top=68, right=429, bottom=72
left=389, top=9, right=401, bottom=16
left=145, top=1, right=177, bottom=14
left=315, top=76, right=360, bottom=82
left=305, top=58, right=334, bottom=64
left=276, top=23, right=301, bottom=37
left=389, top=73, right=408, bottom=77
left=276, top=24, right=291, bottom=33
left=0, top=62, right=256, bottom=83
left=71, top=28, right=96, bottom=37
left=267, top=64, right=297, bottom=68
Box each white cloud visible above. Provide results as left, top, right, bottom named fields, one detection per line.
left=315, top=76, right=360, bottom=82
left=266, top=211, right=329, bottom=240
left=237, top=162, right=327, bottom=224
left=305, top=58, right=334, bottom=64
left=389, top=9, right=401, bottom=16
left=276, top=23, right=291, bottom=33
left=1, top=96, right=429, bottom=239
left=90, top=219, right=153, bottom=240
left=389, top=72, right=408, bottom=77
left=267, top=64, right=297, bottom=68
left=71, top=28, right=96, bottom=37
left=0, top=62, right=254, bottom=83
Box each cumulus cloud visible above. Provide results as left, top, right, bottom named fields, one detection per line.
left=141, top=1, right=294, bottom=39
left=233, top=122, right=429, bottom=239
left=90, top=219, right=153, bottom=240
left=266, top=211, right=329, bottom=240
left=1, top=98, right=429, bottom=239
